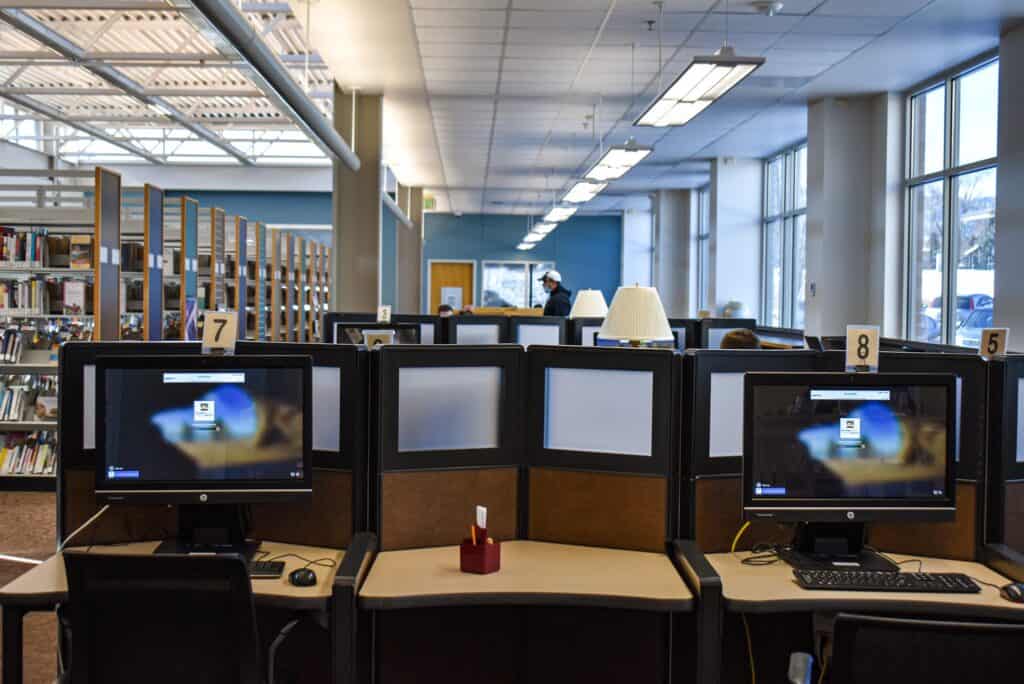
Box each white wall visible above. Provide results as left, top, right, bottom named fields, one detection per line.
left=109, top=164, right=332, bottom=191
left=868, top=93, right=906, bottom=337
left=995, top=24, right=1024, bottom=347
left=709, top=158, right=761, bottom=318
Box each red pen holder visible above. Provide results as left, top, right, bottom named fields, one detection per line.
left=460, top=539, right=501, bottom=574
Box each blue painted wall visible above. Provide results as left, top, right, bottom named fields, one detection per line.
left=165, top=191, right=332, bottom=245
left=421, top=213, right=622, bottom=312
left=381, top=202, right=396, bottom=307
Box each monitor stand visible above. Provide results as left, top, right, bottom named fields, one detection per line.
left=154, top=504, right=259, bottom=561
left=778, top=522, right=899, bottom=573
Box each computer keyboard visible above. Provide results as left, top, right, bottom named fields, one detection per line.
left=248, top=560, right=286, bottom=579
left=793, top=569, right=982, bottom=594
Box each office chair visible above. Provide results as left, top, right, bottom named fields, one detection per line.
left=62, top=552, right=271, bottom=684
left=829, top=612, right=1024, bottom=684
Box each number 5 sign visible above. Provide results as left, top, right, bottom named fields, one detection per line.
left=980, top=328, right=1009, bottom=359
left=202, top=310, right=238, bottom=355
left=846, top=325, right=880, bottom=373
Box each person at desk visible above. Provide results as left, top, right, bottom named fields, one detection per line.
left=539, top=270, right=572, bottom=317
left=721, top=328, right=761, bottom=349
left=437, top=303, right=454, bottom=317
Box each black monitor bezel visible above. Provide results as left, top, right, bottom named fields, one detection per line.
left=570, top=317, right=604, bottom=346
left=443, top=315, right=511, bottom=345
left=508, top=316, right=567, bottom=346
left=742, top=371, right=958, bottom=523
left=527, top=346, right=678, bottom=477
left=94, top=354, right=313, bottom=504
left=699, top=318, right=758, bottom=348
left=376, top=345, right=525, bottom=471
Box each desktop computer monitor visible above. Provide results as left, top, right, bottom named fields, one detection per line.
left=95, top=355, right=312, bottom=555
left=743, top=371, right=956, bottom=571
left=335, top=322, right=420, bottom=345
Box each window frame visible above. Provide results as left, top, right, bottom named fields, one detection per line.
left=761, top=141, right=807, bottom=328
left=904, top=52, right=999, bottom=344
left=479, top=259, right=556, bottom=309
left=696, top=184, right=711, bottom=312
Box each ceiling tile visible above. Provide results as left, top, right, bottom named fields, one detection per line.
left=412, top=9, right=507, bottom=28
left=697, top=13, right=803, bottom=33
left=510, top=10, right=607, bottom=29
left=420, top=42, right=505, bottom=58
left=415, top=27, right=506, bottom=43
left=814, top=0, right=932, bottom=17
left=792, top=15, right=900, bottom=34
left=775, top=33, right=872, bottom=51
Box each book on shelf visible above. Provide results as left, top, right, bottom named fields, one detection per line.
left=0, top=372, right=57, bottom=421
left=70, top=235, right=93, bottom=270
left=0, top=431, right=56, bottom=476
left=63, top=279, right=87, bottom=315
left=0, top=227, right=48, bottom=269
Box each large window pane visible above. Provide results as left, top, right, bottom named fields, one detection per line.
left=911, top=85, right=946, bottom=177
left=955, top=61, right=999, bottom=166
left=763, top=220, right=783, bottom=327
left=794, top=146, right=807, bottom=211
left=908, top=181, right=945, bottom=341
left=792, top=214, right=807, bottom=329
left=481, top=262, right=526, bottom=308
left=766, top=157, right=784, bottom=217
left=953, top=167, right=996, bottom=346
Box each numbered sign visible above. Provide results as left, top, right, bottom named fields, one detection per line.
left=202, top=310, right=238, bottom=355
left=377, top=305, right=392, bottom=323
left=846, top=325, right=879, bottom=373
left=980, top=328, right=1009, bottom=359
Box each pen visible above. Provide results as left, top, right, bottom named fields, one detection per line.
left=471, top=525, right=477, bottom=546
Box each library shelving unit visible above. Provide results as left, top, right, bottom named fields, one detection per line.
left=120, top=184, right=166, bottom=340
left=0, top=167, right=123, bottom=491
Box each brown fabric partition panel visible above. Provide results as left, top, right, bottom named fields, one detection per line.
left=869, top=482, right=978, bottom=561
left=528, top=467, right=666, bottom=553
left=1006, top=482, right=1024, bottom=554
left=694, top=477, right=791, bottom=553
left=63, top=468, right=178, bottom=546
left=249, top=468, right=353, bottom=549
left=380, top=467, right=518, bottom=551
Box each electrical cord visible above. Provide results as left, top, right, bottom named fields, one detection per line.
left=732, top=523, right=757, bottom=684
left=265, top=553, right=337, bottom=569
left=59, top=505, right=109, bottom=552
left=817, top=657, right=828, bottom=684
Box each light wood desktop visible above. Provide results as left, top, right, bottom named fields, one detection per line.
left=706, top=551, right=1024, bottom=619
left=360, top=540, right=693, bottom=612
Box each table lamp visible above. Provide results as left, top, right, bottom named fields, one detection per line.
left=569, top=289, right=608, bottom=319
left=598, top=285, right=673, bottom=347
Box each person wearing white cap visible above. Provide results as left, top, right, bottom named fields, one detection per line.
left=539, top=270, right=572, bottom=317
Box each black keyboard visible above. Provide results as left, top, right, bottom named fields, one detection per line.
left=248, top=560, right=286, bottom=579
left=794, top=569, right=981, bottom=594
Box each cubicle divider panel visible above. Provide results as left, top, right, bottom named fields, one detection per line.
left=569, top=317, right=603, bottom=346
left=698, top=318, right=757, bottom=349
left=525, top=346, right=679, bottom=551
left=374, top=345, right=525, bottom=550
left=393, top=314, right=443, bottom=345
left=443, top=315, right=510, bottom=345
left=143, top=183, right=163, bottom=340
left=94, top=168, right=122, bottom=341
left=180, top=197, right=199, bottom=340
left=668, top=319, right=701, bottom=352
left=334, top=322, right=421, bottom=346
left=985, top=357, right=1024, bottom=554
left=322, top=312, right=375, bottom=344
left=508, top=316, right=567, bottom=346
left=753, top=326, right=806, bottom=348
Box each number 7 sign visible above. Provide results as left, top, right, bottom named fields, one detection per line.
left=202, top=310, right=238, bottom=355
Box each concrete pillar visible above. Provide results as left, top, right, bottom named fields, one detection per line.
left=398, top=187, right=423, bottom=313
left=995, top=25, right=1024, bottom=344
left=709, top=158, right=762, bottom=318
left=332, top=87, right=383, bottom=311
left=804, top=96, right=904, bottom=337
left=652, top=190, right=695, bottom=317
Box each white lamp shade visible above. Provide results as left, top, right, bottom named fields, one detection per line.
left=569, top=289, right=608, bottom=319
left=598, top=285, right=673, bottom=342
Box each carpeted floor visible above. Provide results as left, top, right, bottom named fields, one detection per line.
left=0, top=491, right=58, bottom=684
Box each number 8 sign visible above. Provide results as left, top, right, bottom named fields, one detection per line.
left=846, top=325, right=880, bottom=372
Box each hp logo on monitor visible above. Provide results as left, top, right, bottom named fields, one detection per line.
left=846, top=511, right=855, bottom=520
left=199, top=493, right=208, bottom=503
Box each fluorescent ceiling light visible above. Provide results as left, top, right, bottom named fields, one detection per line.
left=584, top=141, right=653, bottom=182
left=635, top=47, right=764, bottom=128
left=516, top=242, right=536, bottom=251
left=544, top=206, right=577, bottom=223
left=523, top=232, right=544, bottom=243
left=563, top=180, right=607, bottom=204
left=532, top=223, right=557, bottom=235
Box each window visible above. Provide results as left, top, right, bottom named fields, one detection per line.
left=481, top=261, right=555, bottom=309
left=761, top=143, right=807, bottom=328
left=696, top=186, right=711, bottom=312
left=906, top=57, right=998, bottom=344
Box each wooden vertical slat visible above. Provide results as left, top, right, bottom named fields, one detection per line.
left=142, top=183, right=163, bottom=340
left=180, top=197, right=199, bottom=340
left=93, top=167, right=121, bottom=340
left=235, top=216, right=248, bottom=339
left=285, top=234, right=296, bottom=342
left=296, top=237, right=306, bottom=342
left=308, top=240, right=318, bottom=341
left=271, top=229, right=282, bottom=341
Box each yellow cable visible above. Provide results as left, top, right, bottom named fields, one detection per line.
left=741, top=613, right=756, bottom=684
left=731, top=521, right=751, bottom=553
left=818, top=658, right=828, bottom=684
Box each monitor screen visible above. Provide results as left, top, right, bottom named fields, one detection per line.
left=101, top=366, right=306, bottom=487
left=456, top=323, right=500, bottom=345
left=748, top=383, right=950, bottom=502
left=710, top=372, right=744, bottom=458
left=419, top=323, right=435, bottom=344
left=544, top=367, right=654, bottom=456
left=517, top=324, right=560, bottom=346
left=581, top=325, right=601, bottom=347
left=397, top=366, right=501, bottom=452
left=708, top=327, right=740, bottom=349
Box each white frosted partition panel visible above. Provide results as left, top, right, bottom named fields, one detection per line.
left=709, top=372, right=744, bottom=457
left=1018, top=378, right=1024, bottom=462
left=419, top=323, right=434, bottom=344
left=398, top=366, right=501, bottom=452
left=581, top=325, right=601, bottom=347
left=955, top=376, right=962, bottom=462
left=545, top=367, right=654, bottom=456
left=83, top=364, right=95, bottom=449
left=518, top=324, right=560, bottom=346
left=708, top=328, right=740, bottom=349
left=456, top=324, right=500, bottom=345
left=313, top=366, right=341, bottom=451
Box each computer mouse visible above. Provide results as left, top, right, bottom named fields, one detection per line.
left=288, top=567, right=317, bottom=587
left=1000, top=582, right=1024, bottom=603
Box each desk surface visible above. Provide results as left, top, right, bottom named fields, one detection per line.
left=707, top=552, right=1024, bottom=620
left=359, top=540, right=693, bottom=612
left=0, top=540, right=345, bottom=611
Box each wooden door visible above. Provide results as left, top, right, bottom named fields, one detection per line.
left=429, top=261, right=473, bottom=313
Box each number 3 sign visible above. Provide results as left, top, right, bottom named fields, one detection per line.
left=202, top=311, right=238, bottom=355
